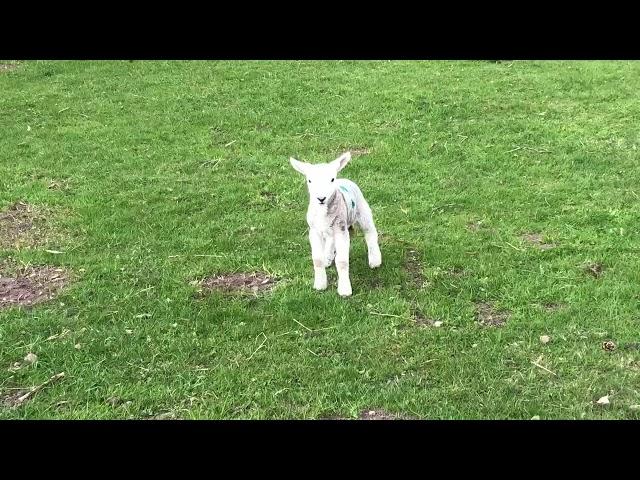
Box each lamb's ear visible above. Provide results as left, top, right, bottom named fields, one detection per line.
left=331, top=152, right=352, bottom=172
left=289, top=157, right=308, bottom=176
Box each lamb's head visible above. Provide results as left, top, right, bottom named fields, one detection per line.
left=289, top=152, right=352, bottom=206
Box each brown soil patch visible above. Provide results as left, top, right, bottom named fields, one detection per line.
left=349, top=147, right=372, bottom=156
left=412, top=309, right=439, bottom=327
left=0, top=63, right=18, bottom=73
left=322, top=409, right=414, bottom=420
left=475, top=302, right=510, bottom=327
left=584, top=262, right=604, bottom=278
left=149, top=412, right=178, bottom=420
left=467, top=220, right=485, bottom=232
left=404, top=248, right=426, bottom=288
left=47, top=179, right=72, bottom=192
left=1, top=372, right=65, bottom=409
left=260, top=190, right=276, bottom=201
left=447, top=266, right=467, bottom=277
left=0, top=263, right=70, bottom=309
left=106, top=396, right=127, bottom=407
left=540, top=302, right=566, bottom=312
left=361, top=271, right=384, bottom=289
left=1, top=390, right=29, bottom=408
left=601, top=340, right=616, bottom=352
left=197, top=272, right=278, bottom=295
left=359, top=409, right=412, bottom=420
left=521, top=233, right=555, bottom=250
left=0, top=201, right=57, bottom=249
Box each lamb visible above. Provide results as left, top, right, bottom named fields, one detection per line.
left=289, top=152, right=382, bottom=297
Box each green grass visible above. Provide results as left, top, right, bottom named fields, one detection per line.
left=1, top=60, right=639, bottom=419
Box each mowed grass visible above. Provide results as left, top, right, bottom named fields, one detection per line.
left=1, top=60, right=640, bottom=419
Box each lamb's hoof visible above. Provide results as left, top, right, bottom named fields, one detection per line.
left=314, top=280, right=328, bottom=291
left=369, top=254, right=382, bottom=269
left=337, top=284, right=352, bottom=297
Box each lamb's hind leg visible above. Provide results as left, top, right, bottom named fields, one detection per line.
left=357, top=201, right=382, bottom=268
left=334, top=227, right=352, bottom=297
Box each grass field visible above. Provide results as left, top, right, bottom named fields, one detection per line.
left=1, top=60, right=639, bottom=419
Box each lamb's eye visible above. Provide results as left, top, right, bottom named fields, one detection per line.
left=308, top=179, right=311, bottom=183
left=331, top=178, right=335, bottom=182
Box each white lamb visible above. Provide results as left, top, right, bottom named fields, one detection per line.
left=289, top=152, right=382, bottom=297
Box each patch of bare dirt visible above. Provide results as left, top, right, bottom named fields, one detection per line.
left=359, top=409, right=413, bottom=420
left=0, top=201, right=58, bottom=249
left=521, top=233, right=556, bottom=250
left=1, top=372, right=65, bottom=409
left=259, top=190, right=276, bottom=201
left=601, top=340, right=617, bottom=352
left=539, top=302, right=566, bottom=312
left=0, top=63, right=18, bottom=73
left=467, top=220, right=485, bottom=232
left=1, top=390, right=29, bottom=408
left=628, top=360, right=640, bottom=372
left=46, top=178, right=72, bottom=192
left=361, top=272, right=384, bottom=289
left=149, top=412, right=178, bottom=420
left=321, top=409, right=414, bottom=420
left=404, top=248, right=426, bottom=288
left=55, top=400, right=71, bottom=411
left=105, top=396, right=129, bottom=407
left=349, top=147, right=372, bottom=156
left=196, top=272, right=278, bottom=295
left=447, top=266, right=467, bottom=277
left=0, top=263, right=70, bottom=309
left=584, top=262, right=604, bottom=278
left=412, top=309, right=441, bottom=327
left=475, top=302, right=510, bottom=327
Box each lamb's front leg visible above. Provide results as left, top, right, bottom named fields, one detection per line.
left=323, top=234, right=336, bottom=267
left=334, top=227, right=352, bottom=297
left=309, top=228, right=327, bottom=290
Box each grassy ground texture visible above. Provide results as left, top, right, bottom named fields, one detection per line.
left=1, top=60, right=639, bottom=419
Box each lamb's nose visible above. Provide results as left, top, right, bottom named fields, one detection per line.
left=317, top=197, right=326, bottom=204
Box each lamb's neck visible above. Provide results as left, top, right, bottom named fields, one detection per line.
left=308, top=197, right=340, bottom=230
left=309, top=202, right=328, bottom=216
